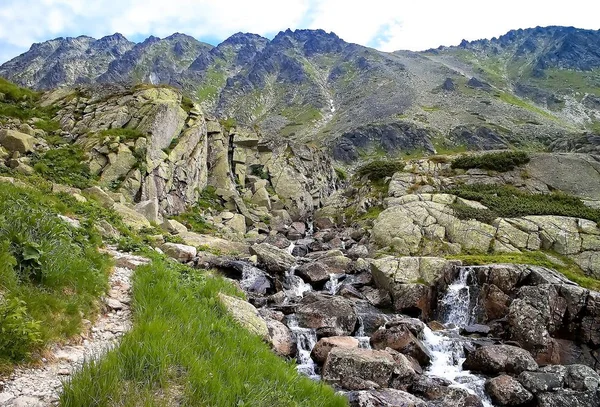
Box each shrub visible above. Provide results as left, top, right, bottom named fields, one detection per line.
left=334, top=167, right=348, bottom=181
left=451, top=151, right=530, bottom=172
left=356, top=159, right=404, bottom=181
left=444, top=184, right=600, bottom=223
left=220, top=117, right=237, bottom=131
left=0, top=297, right=42, bottom=362
left=450, top=201, right=498, bottom=224
left=97, top=128, right=146, bottom=141
left=32, top=145, right=96, bottom=189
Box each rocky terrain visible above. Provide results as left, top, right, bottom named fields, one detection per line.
left=2, top=27, right=600, bottom=160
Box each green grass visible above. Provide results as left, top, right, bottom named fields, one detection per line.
left=355, top=159, right=404, bottom=182
left=531, top=68, right=600, bottom=98
left=495, top=91, right=558, bottom=120
left=32, top=145, right=97, bottom=189
left=0, top=77, right=38, bottom=102
left=60, top=257, right=347, bottom=407
left=96, top=128, right=146, bottom=141
left=451, top=151, right=530, bottom=172
left=445, top=184, right=600, bottom=224
left=449, top=251, right=600, bottom=291
left=0, top=183, right=111, bottom=372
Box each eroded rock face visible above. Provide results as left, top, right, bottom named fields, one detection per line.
left=463, top=345, right=538, bottom=375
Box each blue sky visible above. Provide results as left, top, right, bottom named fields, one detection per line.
left=0, top=0, right=599, bottom=64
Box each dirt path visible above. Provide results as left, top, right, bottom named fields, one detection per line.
left=0, top=250, right=149, bottom=407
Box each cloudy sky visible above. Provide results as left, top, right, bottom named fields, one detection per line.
left=0, top=0, right=598, bottom=63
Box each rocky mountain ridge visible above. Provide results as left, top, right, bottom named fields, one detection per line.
left=2, top=26, right=600, bottom=161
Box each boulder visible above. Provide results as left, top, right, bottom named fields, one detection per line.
left=362, top=287, right=392, bottom=308
left=311, top=336, right=360, bottom=364
left=161, top=243, right=197, bottom=263
left=161, top=219, right=188, bottom=234
left=370, top=319, right=430, bottom=366
left=518, top=368, right=565, bottom=394
left=322, top=347, right=396, bottom=389
left=537, top=389, right=600, bottom=407
left=295, top=262, right=331, bottom=285
left=266, top=318, right=296, bottom=358
left=409, top=376, right=484, bottom=406
left=296, top=294, right=357, bottom=336
left=83, top=186, right=115, bottom=208
left=135, top=199, right=161, bottom=223
left=348, top=245, right=369, bottom=260
left=463, top=345, right=538, bottom=375
left=217, top=293, right=268, bottom=339
left=250, top=243, right=295, bottom=273
left=180, top=231, right=249, bottom=255
left=565, top=364, right=600, bottom=391
left=113, top=203, right=151, bottom=230
left=347, top=389, right=428, bottom=407
left=485, top=375, right=533, bottom=406
left=0, top=129, right=36, bottom=153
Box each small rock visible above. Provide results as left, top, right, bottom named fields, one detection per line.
left=105, top=298, right=123, bottom=310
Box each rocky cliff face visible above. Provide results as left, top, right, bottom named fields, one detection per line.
left=40, top=84, right=337, bottom=219
left=3, top=27, right=599, bottom=160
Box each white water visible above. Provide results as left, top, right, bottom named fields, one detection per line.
left=355, top=315, right=371, bottom=349
left=324, top=274, right=342, bottom=295
left=239, top=263, right=269, bottom=293
left=283, top=266, right=312, bottom=301
left=329, top=99, right=336, bottom=113
left=286, top=241, right=296, bottom=255
left=421, top=267, right=493, bottom=407
left=287, top=314, right=319, bottom=379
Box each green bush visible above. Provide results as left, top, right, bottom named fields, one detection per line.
left=32, top=145, right=96, bottom=189
left=97, top=128, right=146, bottom=141
left=0, top=297, right=42, bottom=361
left=445, top=184, right=600, bottom=223
left=451, top=151, right=530, bottom=172
left=356, top=159, right=404, bottom=181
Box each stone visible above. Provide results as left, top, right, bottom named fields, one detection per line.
left=518, top=369, right=564, bottom=394
left=537, top=389, right=600, bottom=407
left=105, top=298, right=123, bottom=310
left=100, top=144, right=137, bottom=185
left=322, top=347, right=396, bottom=389
left=485, top=375, right=533, bottom=406
left=296, top=262, right=331, bottom=284
left=361, top=287, right=392, bottom=308
left=249, top=243, right=295, bottom=273
left=266, top=318, right=296, bottom=358
left=226, top=213, right=247, bottom=235
left=0, top=129, right=36, bottom=153
left=296, top=294, right=357, bottom=336
left=180, top=231, right=249, bottom=255
left=565, top=364, right=600, bottom=391
left=311, top=336, right=360, bottom=364
left=113, top=203, right=151, bottom=230
left=348, top=245, right=369, bottom=260
left=347, top=389, right=428, bottom=407
left=320, top=255, right=352, bottom=274
left=83, top=186, right=115, bottom=208
left=463, top=345, right=538, bottom=375
left=251, top=187, right=271, bottom=209
left=161, top=243, right=197, bottom=263
left=217, top=293, right=268, bottom=339
left=135, top=199, right=161, bottom=223
left=161, top=219, right=188, bottom=234
left=370, top=321, right=431, bottom=366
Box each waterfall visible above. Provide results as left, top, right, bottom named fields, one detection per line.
left=355, top=315, right=371, bottom=349
left=283, top=267, right=312, bottom=301
left=286, top=241, right=296, bottom=255
left=324, top=274, right=342, bottom=295
left=421, top=267, right=492, bottom=407
left=286, top=314, right=319, bottom=380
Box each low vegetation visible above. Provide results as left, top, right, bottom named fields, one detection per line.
left=96, top=128, right=146, bottom=141
left=451, top=151, right=530, bottom=172
left=0, top=78, right=61, bottom=132
left=355, top=159, right=404, bottom=182
left=32, top=145, right=97, bottom=189
left=60, top=257, right=347, bottom=407
left=446, top=184, right=600, bottom=224
left=0, top=182, right=111, bottom=373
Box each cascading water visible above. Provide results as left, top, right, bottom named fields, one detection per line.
left=286, top=314, right=319, bottom=380
left=283, top=266, right=312, bottom=301
left=355, top=315, right=371, bottom=349
left=421, top=267, right=492, bottom=407
left=324, top=274, right=342, bottom=295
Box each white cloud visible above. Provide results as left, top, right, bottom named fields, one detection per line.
left=0, top=0, right=598, bottom=63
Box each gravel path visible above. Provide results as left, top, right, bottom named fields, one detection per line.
left=0, top=250, right=149, bottom=407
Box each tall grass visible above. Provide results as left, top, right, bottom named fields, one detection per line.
left=61, top=257, right=347, bottom=406
left=0, top=183, right=111, bottom=372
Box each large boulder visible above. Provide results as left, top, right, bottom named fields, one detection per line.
left=518, top=367, right=565, bottom=394
left=370, top=318, right=431, bottom=366
left=266, top=318, right=296, bottom=358
left=161, top=243, right=197, bottom=263
left=217, top=293, right=268, bottom=339
left=296, top=294, right=357, bottom=336
left=485, top=375, right=533, bottom=406
left=0, top=129, right=36, bottom=153
left=250, top=243, right=295, bottom=273
left=322, top=347, right=396, bottom=389
left=296, top=262, right=331, bottom=285
left=113, top=203, right=151, bottom=230
left=537, top=389, right=600, bottom=407
left=463, top=345, right=538, bottom=375
left=311, top=336, right=360, bottom=364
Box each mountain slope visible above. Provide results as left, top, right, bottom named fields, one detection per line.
left=1, top=27, right=599, bottom=161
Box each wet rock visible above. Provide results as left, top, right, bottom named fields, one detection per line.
left=347, top=389, right=428, bottom=407
left=481, top=284, right=511, bottom=321
left=485, top=375, right=533, bottom=406
left=295, top=262, right=330, bottom=285
left=409, top=377, right=483, bottom=406
left=322, top=347, right=396, bottom=389
left=311, top=336, right=359, bottom=364
left=262, top=233, right=291, bottom=249
left=361, top=287, right=392, bottom=308
left=391, top=283, right=433, bottom=319
left=463, top=345, right=538, bottom=375
left=460, top=324, right=490, bottom=336
left=266, top=318, right=296, bottom=358
left=249, top=243, right=295, bottom=273
left=537, top=389, right=600, bottom=407
left=355, top=302, right=392, bottom=336
left=296, top=294, right=357, bottom=336
left=518, top=368, right=564, bottom=394
left=370, top=319, right=431, bottom=366
left=320, top=255, right=352, bottom=274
